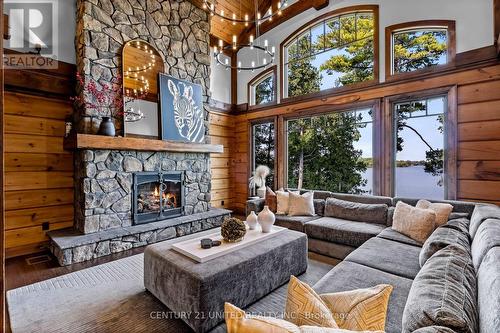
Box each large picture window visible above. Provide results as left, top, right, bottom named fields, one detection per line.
left=286, top=108, right=373, bottom=194
left=252, top=121, right=276, bottom=188
left=282, top=6, right=378, bottom=99
left=393, top=96, right=447, bottom=199
left=386, top=20, right=455, bottom=78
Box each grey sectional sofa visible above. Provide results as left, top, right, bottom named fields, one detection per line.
left=246, top=192, right=500, bottom=332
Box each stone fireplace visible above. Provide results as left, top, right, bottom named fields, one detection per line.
left=47, top=0, right=231, bottom=266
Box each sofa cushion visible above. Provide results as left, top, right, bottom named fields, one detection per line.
left=289, top=191, right=315, bottom=217
left=446, top=218, right=470, bottom=233
left=471, top=218, right=500, bottom=270
left=469, top=204, right=500, bottom=239
left=386, top=206, right=395, bottom=226
left=412, top=327, right=457, bottom=333
left=477, top=247, right=500, bottom=333
left=305, top=217, right=385, bottom=248
left=345, top=237, right=421, bottom=279
left=313, top=199, right=325, bottom=216
left=416, top=200, right=453, bottom=227
left=419, top=225, right=470, bottom=267
left=313, top=261, right=413, bottom=333
left=324, top=198, right=388, bottom=225
left=377, top=227, right=423, bottom=247
left=330, top=193, right=392, bottom=206
left=307, top=238, right=355, bottom=260
left=393, top=197, right=477, bottom=218
left=402, top=245, right=478, bottom=333
left=275, top=215, right=320, bottom=233
left=392, top=201, right=436, bottom=244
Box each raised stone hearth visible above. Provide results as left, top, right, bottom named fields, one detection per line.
left=49, top=208, right=230, bottom=266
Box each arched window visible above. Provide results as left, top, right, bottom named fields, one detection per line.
left=385, top=20, right=456, bottom=79
left=248, top=66, right=277, bottom=108
left=281, top=5, right=379, bottom=100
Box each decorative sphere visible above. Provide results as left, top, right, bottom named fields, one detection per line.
left=221, top=217, right=247, bottom=242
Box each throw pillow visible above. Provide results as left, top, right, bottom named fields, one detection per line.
left=276, top=189, right=299, bottom=215
left=416, top=200, right=453, bottom=227
left=284, top=276, right=339, bottom=328
left=320, top=284, right=393, bottom=331
left=419, top=224, right=470, bottom=267
left=402, top=245, right=478, bottom=333
left=265, top=187, right=277, bottom=213
left=289, top=191, right=315, bottom=216
left=225, top=303, right=384, bottom=333
left=448, top=212, right=469, bottom=220
left=324, top=198, right=388, bottom=225
left=392, top=201, right=436, bottom=244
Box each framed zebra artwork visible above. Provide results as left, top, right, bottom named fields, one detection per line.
left=159, top=74, right=205, bottom=143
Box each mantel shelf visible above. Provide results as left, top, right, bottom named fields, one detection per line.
left=65, top=134, right=224, bottom=154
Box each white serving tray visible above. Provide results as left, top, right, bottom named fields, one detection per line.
left=171, top=224, right=287, bottom=263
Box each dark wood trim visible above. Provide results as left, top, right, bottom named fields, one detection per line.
left=247, top=65, right=277, bottom=110
left=231, top=52, right=238, bottom=105
left=385, top=20, right=456, bottom=82
left=3, top=14, right=8, bottom=40
left=238, top=0, right=329, bottom=45
left=382, top=86, right=457, bottom=199
left=279, top=5, right=380, bottom=103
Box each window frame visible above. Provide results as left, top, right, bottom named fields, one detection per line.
left=279, top=5, right=380, bottom=103
left=282, top=99, right=381, bottom=194
left=247, top=66, right=277, bottom=110
left=250, top=117, right=278, bottom=190
left=385, top=20, right=456, bottom=81
left=381, top=87, right=458, bottom=200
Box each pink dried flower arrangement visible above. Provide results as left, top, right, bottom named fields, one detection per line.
left=71, top=72, right=124, bottom=118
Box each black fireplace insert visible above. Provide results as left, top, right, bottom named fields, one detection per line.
left=133, top=171, right=184, bottom=224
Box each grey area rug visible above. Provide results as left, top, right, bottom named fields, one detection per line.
left=7, top=253, right=332, bottom=333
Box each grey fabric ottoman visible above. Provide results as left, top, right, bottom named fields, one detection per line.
left=144, top=229, right=308, bottom=333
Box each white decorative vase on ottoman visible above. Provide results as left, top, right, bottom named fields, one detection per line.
left=258, top=206, right=276, bottom=233
left=246, top=211, right=258, bottom=230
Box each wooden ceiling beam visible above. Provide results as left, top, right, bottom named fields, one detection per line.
left=238, top=0, right=329, bottom=43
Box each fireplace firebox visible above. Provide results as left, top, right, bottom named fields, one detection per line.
left=133, top=171, right=185, bottom=224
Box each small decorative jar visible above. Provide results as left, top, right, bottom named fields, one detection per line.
left=258, top=206, right=275, bottom=233
left=246, top=211, right=258, bottom=230
left=97, top=116, right=116, bottom=136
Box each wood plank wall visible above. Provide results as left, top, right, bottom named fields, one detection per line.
left=4, top=59, right=76, bottom=258
left=209, top=111, right=236, bottom=211
left=230, top=63, right=500, bottom=214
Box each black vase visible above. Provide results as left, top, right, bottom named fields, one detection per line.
left=97, top=116, right=116, bottom=136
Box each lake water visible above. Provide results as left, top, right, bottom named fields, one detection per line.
left=361, top=165, right=444, bottom=200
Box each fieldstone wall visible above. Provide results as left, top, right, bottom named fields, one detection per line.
left=75, top=0, right=211, bottom=135
left=76, top=150, right=211, bottom=234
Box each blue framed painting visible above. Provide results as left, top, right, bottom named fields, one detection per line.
left=159, top=74, right=205, bottom=143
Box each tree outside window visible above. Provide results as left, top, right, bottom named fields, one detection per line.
left=252, top=122, right=275, bottom=187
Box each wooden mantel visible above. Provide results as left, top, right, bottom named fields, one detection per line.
left=65, top=133, right=224, bottom=153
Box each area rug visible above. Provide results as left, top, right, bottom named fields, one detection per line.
left=7, top=253, right=332, bottom=333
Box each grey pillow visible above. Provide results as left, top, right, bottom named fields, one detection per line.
left=324, top=197, right=388, bottom=225
left=448, top=212, right=469, bottom=220
left=413, top=326, right=457, bottom=333
left=403, top=245, right=478, bottom=333
left=313, top=199, right=325, bottom=216
left=419, top=225, right=470, bottom=267
left=446, top=218, right=470, bottom=233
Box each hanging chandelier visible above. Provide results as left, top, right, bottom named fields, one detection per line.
left=205, top=0, right=289, bottom=71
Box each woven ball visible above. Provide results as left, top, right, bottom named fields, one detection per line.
left=221, top=217, right=247, bottom=242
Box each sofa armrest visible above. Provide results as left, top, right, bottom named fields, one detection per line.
left=246, top=198, right=265, bottom=216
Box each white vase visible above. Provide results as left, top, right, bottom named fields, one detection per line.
left=256, top=186, right=266, bottom=198
left=246, top=211, right=258, bottom=230
left=258, top=206, right=275, bottom=233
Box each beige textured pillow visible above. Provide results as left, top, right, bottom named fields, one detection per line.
left=284, top=276, right=339, bottom=328
left=276, top=189, right=299, bottom=215
left=288, top=191, right=315, bottom=216
left=225, top=302, right=384, bottom=333
left=416, top=199, right=453, bottom=227
left=320, top=284, right=393, bottom=331
left=392, top=201, right=436, bottom=243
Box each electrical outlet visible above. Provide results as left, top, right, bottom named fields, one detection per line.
left=221, top=200, right=225, bottom=206
left=42, top=222, right=49, bottom=230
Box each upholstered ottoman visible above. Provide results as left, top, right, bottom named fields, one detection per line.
left=144, top=229, right=308, bottom=333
